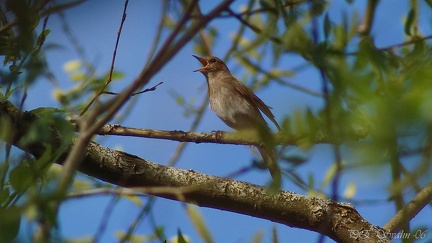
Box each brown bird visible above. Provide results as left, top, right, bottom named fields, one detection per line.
left=193, top=55, right=281, bottom=187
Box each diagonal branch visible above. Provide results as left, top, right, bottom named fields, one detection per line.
left=383, top=182, right=432, bottom=233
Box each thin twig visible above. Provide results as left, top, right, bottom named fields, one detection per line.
left=92, top=194, right=119, bottom=243
left=381, top=34, right=432, bottom=51
left=344, top=35, right=432, bottom=56
left=226, top=8, right=283, bottom=45
left=80, top=0, right=129, bottom=116
left=237, top=56, right=324, bottom=97
left=102, top=81, right=163, bottom=96
left=0, top=19, right=17, bottom=34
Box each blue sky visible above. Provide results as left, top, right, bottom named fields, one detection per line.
left=15, top=1, right=432, bottom=242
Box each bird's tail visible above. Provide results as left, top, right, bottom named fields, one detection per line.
left=257, top=146, right=281, bottom=190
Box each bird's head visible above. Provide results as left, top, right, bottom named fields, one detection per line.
left=193, top=55, right=229, bottom=74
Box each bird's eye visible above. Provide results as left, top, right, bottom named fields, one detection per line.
left=210, top=58, right=217, bottom=63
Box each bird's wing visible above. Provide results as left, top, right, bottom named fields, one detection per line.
left=235, top=82, right=282, bottom=131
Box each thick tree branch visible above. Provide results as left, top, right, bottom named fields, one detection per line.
left=0, top=99, right=391, bottom=243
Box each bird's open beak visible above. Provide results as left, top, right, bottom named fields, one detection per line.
left=192, top=55, right=208, bottom=72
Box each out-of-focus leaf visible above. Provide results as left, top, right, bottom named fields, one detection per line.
left=310, top=0, right=327, bottom=16
left=123, top=194, right=143, bottom=207
left=9, top=163, right=32, bottom=193
left=251, top=230, right=264, bottom=243
left=272, top=225, right=278, bottom=243
left=115, top=231, right=147, bottom=243
left=343, top=181, right=356, bottom=199
left=281, top=117, right=292, bottom=136
left=404, top=8, right=416, bottom=36
left=0, top=189, right=9, bottom=204
left=0, top=207, right=21, bottom=242
left=259, top=0, right=275, bottom=11
left=63, top=60, right=82, bottom=72
left=30, top=107, right=63, bottom=116
left=72, top=179, right=93, bottom=191
left=281, top=23, right=313, bottom=58
left=41, top=0, right=86, bottom=16
left=282, top=155, right=307, bottom=166
left=36, top=29, right=50, bottom=46
left=308, top=172, right=315, bottom=189
left=170, top=229, right=189, bottom=243
left=185, top=205, right=213, bottom=243
left=24, top=205, right=38, bottom=221
left=60, top=236, right=93, bottom=243
left=170, top=90, right=185, bottom=106
left=162, top=15, right=176, bottom=29
left=70, top=72, right=85, bottom=82
left=306, top=108, right=318, bottom=135
left=322, top=163, right=337, bottom=187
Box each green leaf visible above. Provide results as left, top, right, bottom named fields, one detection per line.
left=306, top=108, right=318, bottom=136
left=36, top=29, right=51, bottom=46
left=9, top=163, right=32, bottom=193
left=283, top=155, right=307, bottom=166
left=322, top=163, right=337, bottom=187
left=259, top=0, right=275, bottom=11
left=343, top=181, right=356, bottom=199
left=176, top=229, right=189, bottom=243
left=0, top=207, right=21, bottom=242
left=0, top=189, right=9, bottom=204
left=123, top=194, right=143, bottom=207
left=72, top=179, right=93, bottom=191
left=308, top=172, right=314, bottom=189
left=30, top=107, right=64, bottom=116
left=281, top=23, right=313, bottom=58
left=115, top=231, right=147, bottom=243
left=251, top=230, right=264, bottom=243
left=60, top=236, right=93, bottom=243
left=40, top=0, right=86, bottom=16
left=310, top=0, right=327, bottom=16
left=185, top=205, right=213, bottom=243
left=169, top=90, right=185, bottom=106
left=404, top=8, right=415, bottom=36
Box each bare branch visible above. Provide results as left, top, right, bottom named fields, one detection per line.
left=384, top=182, right=432, bottom=233
left=102, top=82, right=164, bottom=96
left=80, top=0, right=130, bottom=116
left=95, top=124, right=368, bottom=147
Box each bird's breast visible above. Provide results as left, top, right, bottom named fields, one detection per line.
left=209, top=86, right=260, bottom=129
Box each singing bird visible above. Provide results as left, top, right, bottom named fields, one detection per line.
left=193, top=55, right=281, bottom=187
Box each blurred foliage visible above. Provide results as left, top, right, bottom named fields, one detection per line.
left=0, top=0, right=431, bottom=242
left=53, top=59, right=124, bottom=111
left=0, top=0, right=86, bottom=242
